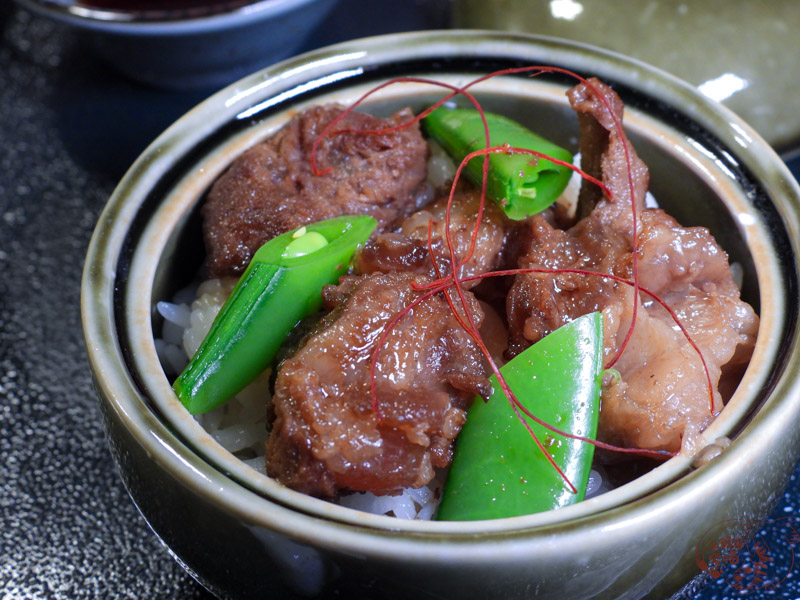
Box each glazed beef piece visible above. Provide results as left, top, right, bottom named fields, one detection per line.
left=265, top=272, right=489, bottom=499
left=356, top=184, right=509, bottom=287
left=506, top=78, right=758, bottom=453
left=203, top=105, right=430, bottom=277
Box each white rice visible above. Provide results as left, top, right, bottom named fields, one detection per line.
left=426, top=139, right=457, bottom=190
left=339, top=477, right=443, bottom=521
left=156, top=278, right=269, bottom=472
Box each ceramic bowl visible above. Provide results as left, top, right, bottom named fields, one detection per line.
left=81, top=31, right=800, bottom=599
left=16, top=0, right=338, bottom=89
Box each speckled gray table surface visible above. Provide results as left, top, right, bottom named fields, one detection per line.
left=1, top=3, right=799, bottom=599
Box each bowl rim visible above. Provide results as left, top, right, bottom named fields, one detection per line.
left=16, top=0, right=323, bottom=33
left=82, top=29, right=800, bottom=548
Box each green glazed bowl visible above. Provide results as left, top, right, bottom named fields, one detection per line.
left=81, top=31, right=800, bottom=599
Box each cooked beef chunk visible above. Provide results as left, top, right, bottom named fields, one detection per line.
left=203, top=105, right=430, bottom=277
left=569, top=78, right=648, bottom=223
left=506, top=78, right=758, bottom=453
left=356, top=184, right=509, bottom=287
left=265, top=272, right=489, bottom=499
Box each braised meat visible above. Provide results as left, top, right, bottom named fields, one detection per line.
left=265, top=272, right=489, bottom=499
left=356, top=183, right=509, bottom=286
left=506, top=78, right=758, bottom=452
left=203, top=105, right=430, bottom=278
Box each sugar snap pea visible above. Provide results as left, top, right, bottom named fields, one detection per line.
left=436, top=312, right=603, bottom=521
left=173, top=215, right=377, bottom=415
left=423, top=107, right=573, bottom=220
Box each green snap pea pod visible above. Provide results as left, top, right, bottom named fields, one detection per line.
left=436, top=312, right=603, bottom=521
left=423, top=107, right=573, bottom=220
left=173, top=215, right=377, bottom=415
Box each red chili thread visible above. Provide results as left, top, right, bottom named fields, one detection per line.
left=314, top=67, right=719, bottom=491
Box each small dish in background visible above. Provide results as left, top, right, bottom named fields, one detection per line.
left=16, top=0, right=339, bottom=89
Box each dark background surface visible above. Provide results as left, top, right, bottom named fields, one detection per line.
left=1, top=1, right=799, bottom=598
